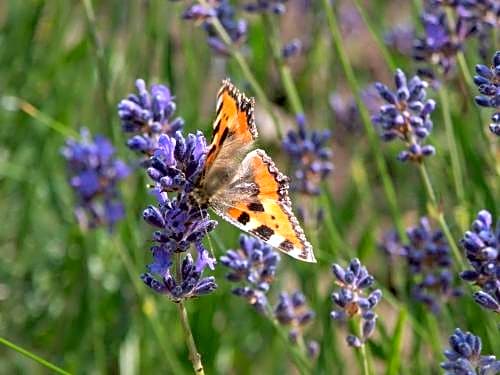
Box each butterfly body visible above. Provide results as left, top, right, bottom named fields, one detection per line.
left=192, top=79, right=316, bottom=263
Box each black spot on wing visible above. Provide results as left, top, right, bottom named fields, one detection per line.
left=237, top=212, right=250, bottom=225
left=207, top=145, right=217, bottom=158
left=253, top=225, right=274, bottom=241
left=247, top=202, right=265, bottom=212
left=280, top=240, right=294, bottom=252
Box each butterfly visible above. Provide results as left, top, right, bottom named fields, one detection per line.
left=192, top=79, right=316, bottom=263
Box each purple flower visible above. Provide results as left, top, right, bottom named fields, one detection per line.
left=282, top=38, right=303, bottom=59
left=220, top=235, right=280, bottom=292
left=282, top=115, right=333, bottom=195
left=220, top=235, right=280, bottom=312
left=460, top=209, right=500, bottom=313
left=372, top=69, right=437, bottom=162
left=117, top=79, right=184, bottom=156
left=61, top=128, right=130, bottom=231
left=243, top=0, right=288, bottom=14
left=183, top=1, right=247, bottom=56
left=413, top=12, right=474, bottom=76
left=330, top=258, right=382, bottom=347
left=473, top=50, right=500, bottom=136
left=457, top=1, right=499, bottom=59
left=441, top=328, right=500, bottom=374
left=140, top=131, right=218, bottom=301
left=275, top=291, right=316, bottom=344
left=384, top=24, right=415, bottom=56
left=406, top=218, right=462, bottom=313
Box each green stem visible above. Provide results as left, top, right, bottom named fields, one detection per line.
left=82, top=0, right=120, bottom=144
left=197, top=0, right=283, bottom=136
left=360, top=344, right=372, bottom=375
left=437, top=87, right=466, bottom=203
left=175, top=253, right=205, bottom=374
left=417, top=163, right=466, bottom=269
left=0, top=337, right=72, bottom=375
left=351, top=0, right=396, bottom=72
left=262, top=13, right=304, bottom=116
left=177, top=302, right=205, bottom=375
left=322, top=0, right=406, bottom=240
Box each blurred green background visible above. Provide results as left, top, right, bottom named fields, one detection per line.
left=0, top=0, right=498, bottom=374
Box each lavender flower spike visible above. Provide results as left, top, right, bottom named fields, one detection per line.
left=282, top=114, right=333, bottom=195
left=441, top=328, right=500, bottom=374
left=473, top=51, right=500, bottom=136
left=372, top=69, right=436, bottom=162
left=141, top=131, right=218, bottom=301
left=61, top=128, right=130, bottom=231
left=460, top=209, right=500, bottom=313
left=330, top=258, right=382, bottom=347
left=220, top=235, right=280, bottom=313
left=117, top=79, right=184, bottom=156
left=274, top=291, right=315, bottom=344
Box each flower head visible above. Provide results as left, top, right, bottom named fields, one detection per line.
left=330, top=258, right=382, bottom=347
left=243, top=0, right=288, bottom=14
left=274, top=291, right=315, bottom=343
left=405, top=218, right=462, bottom=313
left=61, top=128, right=130, bottom=230
left=117, top=79, right=184, bottom=155
left=146, top=131, right=207, bottom=193
left=441, top=328, right=500, bottom=374
left=183, top=1, right=247, bottom=56
left=473, top=51, right=500, bottom=136
left=413, top=12, right=473, bottom=76
left=220, top=235, right=280, bottom=312
left=372, top=69, right=436, bottom=162
left=460, top=209, right=500, bottom=313
left=282, top=115, right=333, bottom=195
left=140, top=131, right=218, bottom=302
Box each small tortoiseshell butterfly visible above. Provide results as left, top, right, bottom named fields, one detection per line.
left=192, top=79, right=316, bottom=263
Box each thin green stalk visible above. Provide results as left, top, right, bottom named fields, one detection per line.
left=351, top=0, right=396, bottom=72
left=1, top=97, right=79, bottom=138
left=110, top=240, right=185, bottom=374
left=359, top=344, right=373, bottom=375
left=196, top=0, right=283, bottom=136
left=82, top=0, right=120, bottom=144
left=262, top=13, right=304, bottom=116
left=177, top=302, right=205, bottom=374
left=322, top=0, right=406, bottom=241
left=265, top=307, right=311, bottom=374
left=437, top=87, right=466, bottom=203
left=175, top=253, right=205, bottom=374
left=0, top=337, right=72, bottom=375
left=417, top=163, right=466, bottom=269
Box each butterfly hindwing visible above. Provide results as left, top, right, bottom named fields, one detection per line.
left=210, top=149, right=316, bottom=263
left=205, top=79, right=258, bottom=170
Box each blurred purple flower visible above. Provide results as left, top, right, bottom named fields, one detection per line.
left=140, top=131, right=218, bottom=301
left=117, top=79, right=184, bottom=156
left=282, top=38, right=303, bottom=59
left=62, top=128, right=130, bottom=231
left=384, top=24, right=415, bottom=56
left=183, top=0, right=247, bottom=56
left=473, top=50, right=500, bottom=136
left=275, top=291, right=316, bottom=349
left=243, top=0, right=288, bottom=14
left=220, top=235, right=279, bottom=313
left=282, top=115, right=333, bottom=195
left=330, top=258, right=382, bottom=347
left=372, top=69, right=437, bottom=162
left=413, top=12, right=473, bottom=76
left=441, top=328, right=500, bottom=374
left=406, top=218, right=462, bottom=313
left=460, top=209, right=500, bottom=313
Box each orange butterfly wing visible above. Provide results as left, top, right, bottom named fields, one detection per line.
left=211, top=149, right=316, bottom=263
left=205, top=79, right=257, bottom=169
